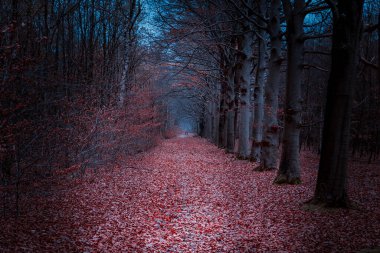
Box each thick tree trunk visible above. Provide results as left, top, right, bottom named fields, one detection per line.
left=251, top=48, right=265, bottom=161
left=226, top=64, right=236, bottom=153
left=212, top=79, right=220, bottom=144
left=250, top=1, right=267, bottom=162
left=226, top=110, right=235, bottom=152
left=260, top=0, right=282, bottom=171
left=218, top=73, right=228, bottom=148
left=214, top=102, right=220, bottom=144
left=275, top=0, right=305, bottom=184
left=310, top=0, right=364, bottom=207
left=218, top=93, right=227, bottom=148
left=218, top=52, right=228, bottom=148
left=213, top=97, right=220, bottom=144
left=205, top=102, right=213, bottom=140
left=237, top=29, right=253, bottom=159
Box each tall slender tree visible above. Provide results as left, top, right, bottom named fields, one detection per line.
left=118, top=0, right=142, bottom=107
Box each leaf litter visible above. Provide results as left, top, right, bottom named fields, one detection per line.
left=0, top=136, right=379, bottom=252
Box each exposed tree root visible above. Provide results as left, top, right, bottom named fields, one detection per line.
left=273, top=173, right=301, bottom=185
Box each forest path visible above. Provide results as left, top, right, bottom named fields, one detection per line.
left=135, top=135, right=262, bottom=252
left=2, top=136, right=379, bottom=252
left=84, top=136, right=379, bottom=252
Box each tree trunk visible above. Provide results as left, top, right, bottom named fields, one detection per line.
left=275, top=0, right=305, bottom=184
left=310, top=0, right=364, bottom=207
left=209, top=114, right=214, bottom=141
left=118, top=40, right=130, bottom=107
left=218, top=52, right=228, bottom=148
left=260, top=0, right=283, bottom=171
left=226, top=63, right=236, bottom=153
left=118, top=0, right=139, bottom=108
left=87, top=0, right=96, bottom=83
left=213, top=85, right=220, bottom=144
left=214, top=104, right=220, bottom=144
left=250, top=0, right=267, bottom=162
left=205, top=102, right=213, bottom=139
left=237, top=28, right=253, bottom=159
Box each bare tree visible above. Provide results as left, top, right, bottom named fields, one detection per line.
left=259, top=0, right=283, bottom=171
left=250, top=0, right=268, bottom=162
left=118, top=0, right=142, bottom=107
left=274, top=0, right=306, bottom=184
left=310, top=0, right=365, bottom=207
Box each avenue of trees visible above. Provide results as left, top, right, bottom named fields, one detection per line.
left=0, top=0, right=379, bottom=217
left=157, top=0, right=379, bottom=207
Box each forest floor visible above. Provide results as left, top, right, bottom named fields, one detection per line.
left=0, top=135, right=379, bottom=252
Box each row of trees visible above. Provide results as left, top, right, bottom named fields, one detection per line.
left=158, top=0, right=379, bottom=207
left=0, top=0, right=167, bottom=217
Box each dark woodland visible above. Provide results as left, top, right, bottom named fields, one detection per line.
left=0, top=0, right=379, bottom=252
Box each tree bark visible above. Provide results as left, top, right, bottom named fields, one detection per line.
left=310, top=0, right=364, bottom=207
left=218, top=53, right=228, bottom=148
left=226, top=62, right=236, bottom=153
left=237, top=26, right=253, bottom=159
left=118, top=0, right=140, bottom=107
left=250, top=0, right=267, bottom=162
left=205, top=101, right=213, bottom=140
left=213, top=85, right=220, bottom=145
left=275, top=0, right=305, bottom=184
left=260, top=0, right=283, bottom=171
